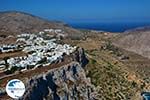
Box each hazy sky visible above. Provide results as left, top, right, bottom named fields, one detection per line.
left=0, top=0, right=150, bottom=23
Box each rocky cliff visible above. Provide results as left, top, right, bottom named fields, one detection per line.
left=21, top=62, right=97, bottom=100
left=20, top=48, right=96, bottom=100
left=73, top=47, right=89, bottom=67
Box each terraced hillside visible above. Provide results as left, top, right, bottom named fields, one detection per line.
left=62, top=31, right=150, bottom=99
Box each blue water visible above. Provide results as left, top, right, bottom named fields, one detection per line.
left=69, top=22, right=150, bottom=32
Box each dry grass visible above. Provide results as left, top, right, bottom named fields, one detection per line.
left=62, top=32, right=150, bottom=99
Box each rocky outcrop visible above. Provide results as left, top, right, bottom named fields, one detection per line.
left=73, top=47, right=89, bottom=67
left=20, top=48, right=96, bottom=100
left=21, top=62, right=97, bottom=100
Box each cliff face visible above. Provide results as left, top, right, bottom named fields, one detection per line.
left=73, top=47, right=89, bottom=67
left=21, top=48, right=96, bottom=100
left=22, top=62, right=96, bottom=100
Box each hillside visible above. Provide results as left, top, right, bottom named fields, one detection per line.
left=62, top=31, right=150, bottom=99
left=0, top=11, right=83, bottom=38
left=113, top=30, right=150, bottom=59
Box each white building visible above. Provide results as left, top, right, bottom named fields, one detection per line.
left=4, top=33, right=76, bottom=72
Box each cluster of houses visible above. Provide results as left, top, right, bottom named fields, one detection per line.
left=43, top=29, right=63, bottom=33
left=38, top=28, right=63, bottom=35
left=39, top=28, right=65, bottom=39
left=0, top=32, right=76, bottom=72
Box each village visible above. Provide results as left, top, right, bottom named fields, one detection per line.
left=0, top=29, right=76, bottom=73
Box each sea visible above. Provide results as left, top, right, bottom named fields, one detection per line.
left=69, top=22, right=150, bottom=32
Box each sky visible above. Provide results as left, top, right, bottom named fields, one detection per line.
left=0, top=0, right=150, bottom=23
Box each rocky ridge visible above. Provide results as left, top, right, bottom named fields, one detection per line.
left=20, top=48, right=96, bottom=100
left=22, top=62, right=97, bottom=100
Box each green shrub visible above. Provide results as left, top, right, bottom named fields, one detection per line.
left=91, top=59, right=97, bottom=64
